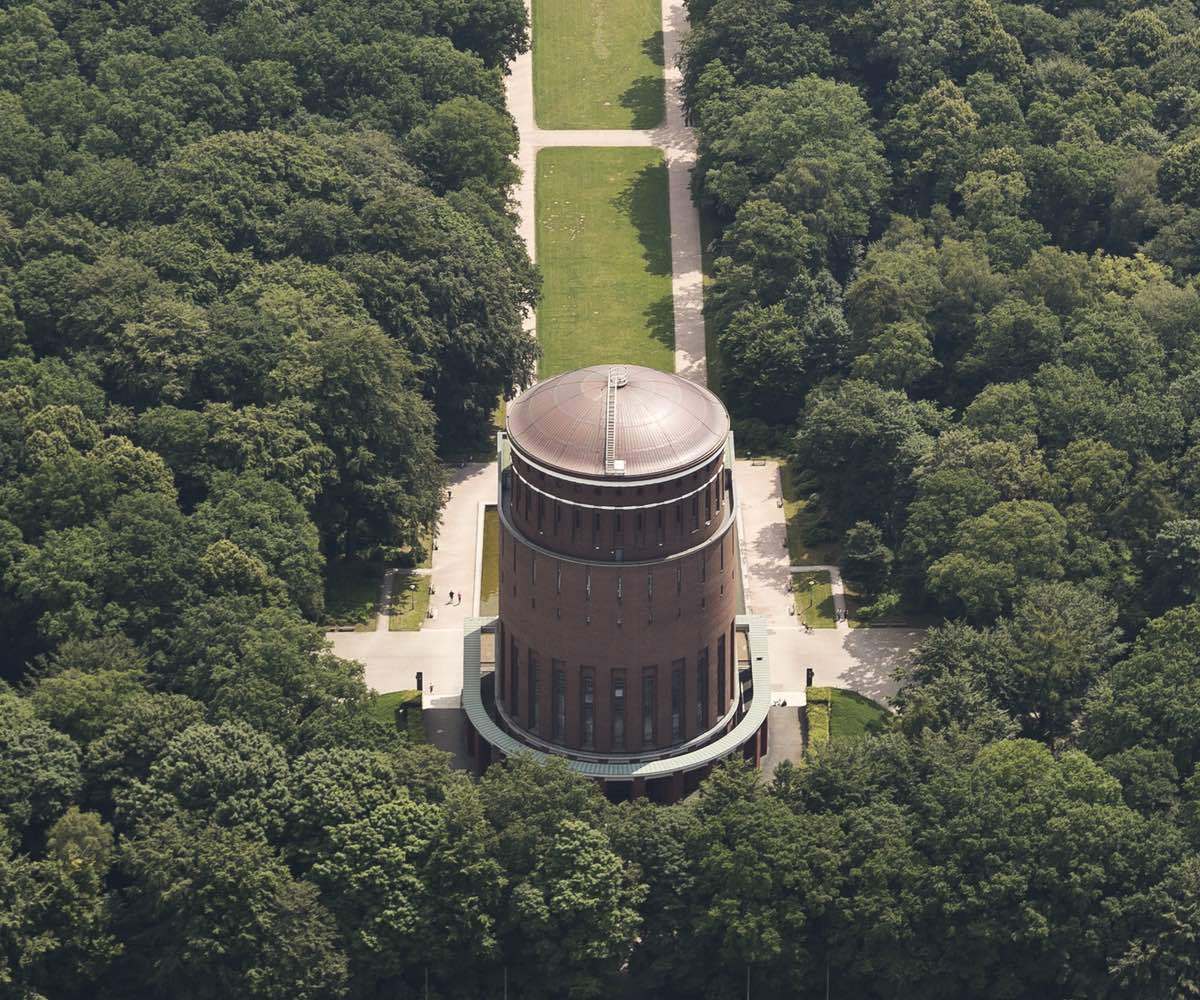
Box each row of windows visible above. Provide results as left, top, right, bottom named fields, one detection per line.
left=503, top=537, right=731, bottom=599
left=511, top=473, right=724, bottom=547
left=505, top=635, right=730, bottom=750
left=516, top=457, right=721, bottom=497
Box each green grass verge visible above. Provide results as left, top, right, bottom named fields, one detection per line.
left=808, top=687, right=890, bottom=743
left=532, top=0, right=664, bottom=128
left=805, top=701, right=830, bottom=751
left=537, top=147, right=674, bottom=378
left=480, top=506, right=500, bottom=616
left=781, top=464, right=840, bottom=565
left=792, top=570, right=836, bottom=628
left=369, top=690, right=424, bottom=743
left=323, top=558, right=383, bottom=630
left=388, top=573, right=431, bottom=631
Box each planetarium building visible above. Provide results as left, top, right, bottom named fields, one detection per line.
left=462, top=364, right=770, bottom=802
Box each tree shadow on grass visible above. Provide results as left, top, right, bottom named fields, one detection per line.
left=644, top=293, right=675, bottom=353
left=611, top=162, right=671, bottom=277
left=619, top=31, right=665, bottom=127
left=621, top=76, right=665, bottom=128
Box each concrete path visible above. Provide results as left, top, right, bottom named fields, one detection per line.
left=375, top=568, right=394, bottom=633
left=735, top=458, right=924, bottom=703
left=327, top=463, right=495, bottom=706
left=506, top=0, right=707, bottom=384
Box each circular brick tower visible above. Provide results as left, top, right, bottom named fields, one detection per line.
left=496, top=364, right=740, bottom=757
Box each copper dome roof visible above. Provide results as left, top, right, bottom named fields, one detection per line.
left=506, top=365, right=730, bottom=479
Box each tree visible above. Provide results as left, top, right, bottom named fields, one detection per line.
left=993, top=581, right=1124, bottom=743
left=117, top=721, right=289, bottom=841
left=117, top=819, right=347, bottom=1000
left=794, top=380, right=948, bottom=531
left=0, top=690, right=80, bottom=838
left=405, top=95, right=518, bottom=195
left=508, top=818, right=644, bottom=999
left=1081, top=603, right=1200, bottom=779
left=928, top=500, right=1068, bottom=620
left=841, top=521, right=893, bottom=596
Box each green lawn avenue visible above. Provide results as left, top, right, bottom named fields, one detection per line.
left=532, top=0, right=664, bottom=128
left=537, top=147, right=674, bottom=377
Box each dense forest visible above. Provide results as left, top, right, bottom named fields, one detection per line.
left=2, top=0, right=1200, bottom=998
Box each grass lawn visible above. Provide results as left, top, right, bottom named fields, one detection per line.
left=808, top=687, right=890, bottom=742
left=792, top=570, right=836, bottom=628
left=323, top=558, right=383, bottom=630
left=369, top=690, right=424, bottom=743
left=537, top=147, right=674, bottom=377
left=532, top=0, right=664, bottom=128
left=480, top=505, right=500, bottom=616
left=388, top=573, right=431, bottom=631
left=781, top=463, right=841, bottom=565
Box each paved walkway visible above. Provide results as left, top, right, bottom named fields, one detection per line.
left=736, top=459, right=923, bottom=704
left=327, top=463, right=495, bottom=706
left=507, top=0, right=707, bottom=384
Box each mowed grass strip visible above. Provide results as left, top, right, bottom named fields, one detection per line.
left=537, top=147, right=674, bottom=377
left=533, top=0, right=664, bottom=128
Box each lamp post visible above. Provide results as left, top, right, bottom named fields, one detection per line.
left=806, top=576, right=816, bottom=623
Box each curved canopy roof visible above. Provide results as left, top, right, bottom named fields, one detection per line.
left=506, top=365, right=730, bottom=479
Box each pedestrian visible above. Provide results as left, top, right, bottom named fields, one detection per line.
left=448, top=589, right=455, bottom=604
left=457, top=592, right=462, bottom=605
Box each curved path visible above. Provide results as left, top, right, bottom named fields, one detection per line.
left=506, top=0, right=707, bottom=385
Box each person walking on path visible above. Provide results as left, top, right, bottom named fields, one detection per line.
left=448, top=589, right=455, bottom=604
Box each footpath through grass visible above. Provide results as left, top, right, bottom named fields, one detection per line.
left=532, top=0, right=664, bottom=128
left=792, top=570, right=836, bottom=628
left=537, top=147, right=674, bottom=377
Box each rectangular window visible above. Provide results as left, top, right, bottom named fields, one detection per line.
left=510, top=639, right=519, bottom=715
left=612, top=670, right=626, bottom=749
left=498, top=623, right=506, bottom=699
left=696, top=648, right=708, bottom=731
left=717, top=634, right=726, bottom=711
left=581, top=670, right=595, bottom=748
left=528, top=651, right=539, bottom=731
left=642, top=668, right=656, bottom=744
left=671, top=660, right=684, bottom=741
left=552, top=662, right=566, bottom=741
